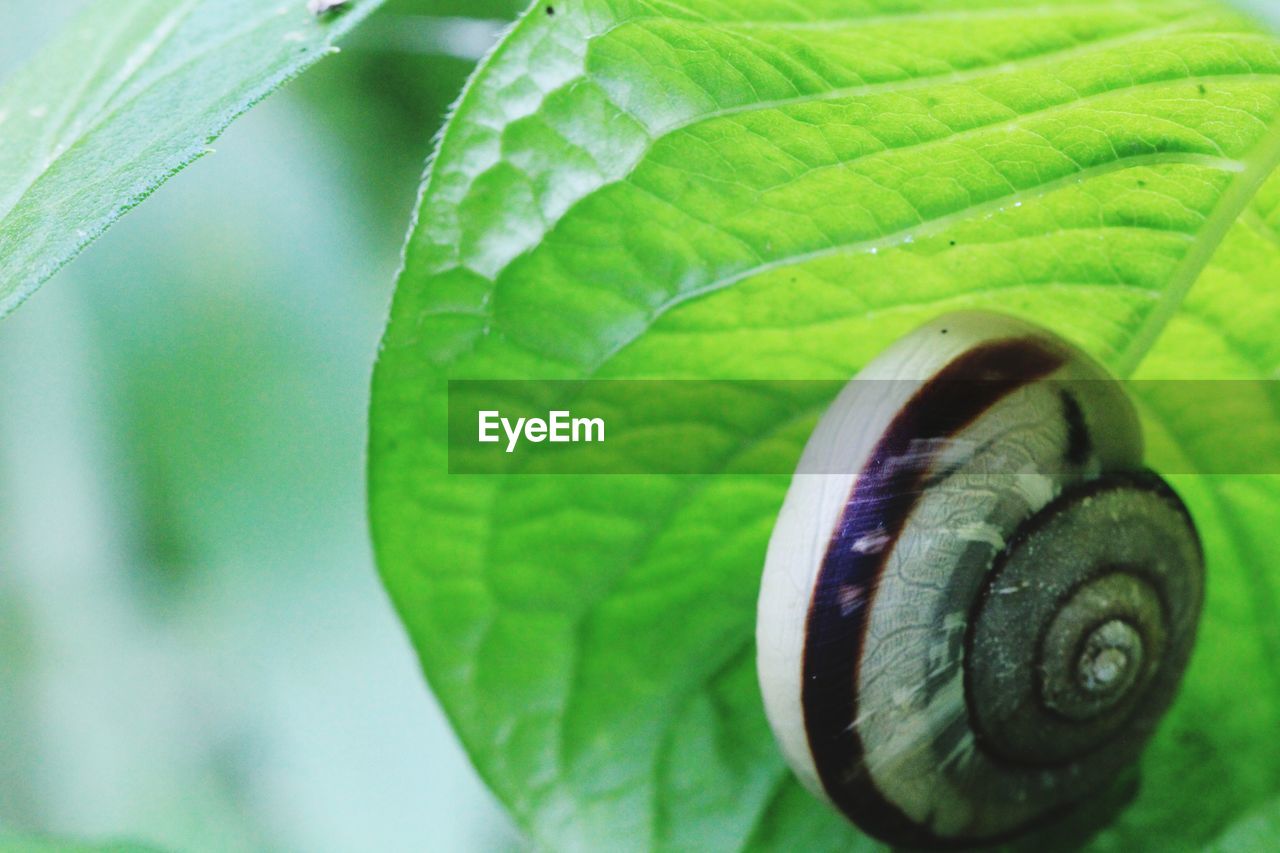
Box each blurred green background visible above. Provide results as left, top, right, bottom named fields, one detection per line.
left=0, top=2, right=525, bottom=849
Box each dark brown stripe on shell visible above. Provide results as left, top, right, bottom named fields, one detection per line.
left=799, top=337, right=1067, bottom=848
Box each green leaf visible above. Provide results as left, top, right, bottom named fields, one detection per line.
left=1110, top=171, right=1280, bottom=851
left=369, top=1, right=1280, bottom=849
left=1207, top=792, right=1280, bottom=851
left=0, top=0, right=384, bottom=319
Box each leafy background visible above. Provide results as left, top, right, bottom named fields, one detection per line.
left=0, top=1, right=524, bottom=850
left=4, top=0, right=1280, bottom=851
left=368, top=0, right=1280, bottom=851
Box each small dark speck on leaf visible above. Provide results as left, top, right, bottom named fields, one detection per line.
left=1198, top=84, right=1207, bottom=95
left=941, top=329, right=949, bottom=335
left=1175, top=727, right=1214, bottom=756
left=546, top=5, right=556, bottom=14
left=1138, top=180, right=1147, bottom=188
left=948, top=240, right=957, bottom=246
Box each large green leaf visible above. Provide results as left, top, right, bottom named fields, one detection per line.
left=0, top=0, right=384, bottom=318
left=369, top=1, right=1280, bottom=849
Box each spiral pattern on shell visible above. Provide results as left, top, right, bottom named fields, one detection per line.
left=756, top=312, right=1203, bottom=847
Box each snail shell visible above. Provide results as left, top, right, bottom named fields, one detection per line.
left=756, top=312, right=1203, bottom=847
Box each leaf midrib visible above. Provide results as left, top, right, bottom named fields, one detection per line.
left=1114, top=129, right=1280, bottom=374
left=0, top=1, right=201, bottom=221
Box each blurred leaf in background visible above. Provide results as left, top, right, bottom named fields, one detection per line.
left=0, top=0, right=388, bottom=319
left=0, top=1, right=526, bottom=850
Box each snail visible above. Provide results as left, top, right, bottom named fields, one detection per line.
left=756, top=312, right=1203, bottom=848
